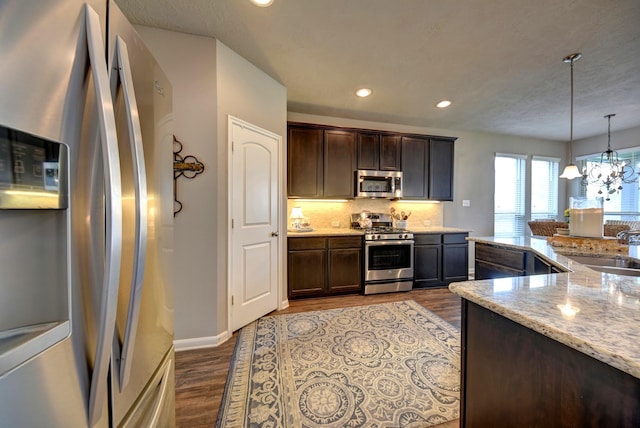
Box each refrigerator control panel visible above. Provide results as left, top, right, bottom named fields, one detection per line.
left=0, top=124, right=67, bottom=209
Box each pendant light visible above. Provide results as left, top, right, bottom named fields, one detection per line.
left=559, top=53, right=584, bottom=179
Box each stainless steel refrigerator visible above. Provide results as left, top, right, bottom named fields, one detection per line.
left=0, top=1, right=175, bottom=426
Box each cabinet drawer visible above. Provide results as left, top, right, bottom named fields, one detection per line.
left=414, top=234, right=442, bottom=245
left=328, top=236, right=362, bottom=249
left=475, top=244, right=525, bottom=271
left=288, top=237, right=326, bottom=250
left=443, top=233, right=468, bottom=244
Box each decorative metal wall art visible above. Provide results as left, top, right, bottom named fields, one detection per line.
left=173, top=136, right=204, bottom=216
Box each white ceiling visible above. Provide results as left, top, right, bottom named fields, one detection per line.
left=115, top=0, right=640, bottom=141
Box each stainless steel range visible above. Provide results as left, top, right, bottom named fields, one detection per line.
left=351, top=213, right=414, bottom=295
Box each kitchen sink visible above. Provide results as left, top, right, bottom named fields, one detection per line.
left=565, top=254, right=640, bottom=276
left=566, top=254, right=640, bottom=269
left=583, top=265, right=640, bottom=277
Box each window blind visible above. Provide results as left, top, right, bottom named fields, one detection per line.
left=494, top=153, right=526, bottom=237
left=531, top=156, right=559, bottom=220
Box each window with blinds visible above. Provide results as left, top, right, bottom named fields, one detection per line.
left=494, top=154, right=526, bottom=237
left=531, top=156, right=559, bottom=220
left=579, top=149, right=640, bottom=221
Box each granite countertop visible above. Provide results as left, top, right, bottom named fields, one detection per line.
left=287, top=228, right=364, bottom=237
left=410, top=226, right=471, bottom=234
left=287, top=226, right=471, bottom=237
left=449, top=236, right=640, bottom=379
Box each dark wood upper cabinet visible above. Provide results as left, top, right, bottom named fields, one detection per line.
left=379, top=135, right=401, bottom=170
left=401, top=136, right=429, bottom=199
left=356, top=132, right=379, bottom=170
left=324, top=129, right=356, bottom=198
left=357, top=132, right=401, bottom=171
left=401, top=136, right=455, bottom=201
left=287, top=124, right=355, bottom=198
left=429, top=138, right=454, bottom=201
left=288, top=122, right=454, bottom=200
left=287, top=126, right=323, bottom=197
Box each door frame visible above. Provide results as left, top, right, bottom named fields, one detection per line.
left=226, top=115, right=287, bottom=333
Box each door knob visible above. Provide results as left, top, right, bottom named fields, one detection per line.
left=271, top=231, right=279, bottom=237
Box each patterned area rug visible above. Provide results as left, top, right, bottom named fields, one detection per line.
left=217, top=300, right=460, bottom=427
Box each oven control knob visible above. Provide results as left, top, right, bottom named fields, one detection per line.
left=375, top=235, right=380, bottom=240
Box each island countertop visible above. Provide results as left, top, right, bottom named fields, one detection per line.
left=449, top=236, right=640, bottom=379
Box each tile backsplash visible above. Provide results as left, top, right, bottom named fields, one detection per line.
left=287, top=199, right=444, bottom=229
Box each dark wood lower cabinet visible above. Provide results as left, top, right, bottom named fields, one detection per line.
left=288, top=236, right=362, bottom=298
left=414, top=232, right=468, bottom=288
left=461, top=300, right=640, bottom=427
left=414, top=239, right=442, bottom=287
left=288, top=249, right=326, bottom=296
left=474, top=242, right=567, bottom=279
left=327, top=247, right=361, bottom=293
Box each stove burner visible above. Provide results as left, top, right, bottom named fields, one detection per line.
left=350, top=212, right=414, bottom=240
left=363, top=227, right=413, bottom=241
left=364, top=226, right=406, bottom=234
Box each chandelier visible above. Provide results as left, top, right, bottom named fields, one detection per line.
left=582, top=114, right=639, bottom=200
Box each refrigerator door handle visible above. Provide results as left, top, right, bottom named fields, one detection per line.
left=110, top=36, right=149, bottom=390
left=85, top=5, right=123, bottom=426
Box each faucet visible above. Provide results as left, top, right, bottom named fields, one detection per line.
left=616, top=230, right=640, bottom=245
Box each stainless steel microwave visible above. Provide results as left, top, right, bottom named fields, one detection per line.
left=355, top=170, right=403, bottom=198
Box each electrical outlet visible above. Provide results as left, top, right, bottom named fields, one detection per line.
left=423, top=220, right=431, bottom=226
left=462, top=199, right=471, bottom=207
left=331, top=221, right=340, bottom=228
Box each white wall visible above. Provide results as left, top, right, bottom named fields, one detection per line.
left=574, top=125, right=640, bottom=158
left=135, top=27, right=219, bottom=347
left=136, top=27, right=287, bottom=349
left=215, top=40, right=288, bottom=334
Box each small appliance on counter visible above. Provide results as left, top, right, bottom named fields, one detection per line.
left=350, top=212, right=414, bottom=294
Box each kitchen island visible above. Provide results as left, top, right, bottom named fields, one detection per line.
left=449, top=236, right=640, bottom=427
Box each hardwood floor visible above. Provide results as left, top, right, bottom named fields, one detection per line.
left=174, top=287, right=462, bottom=427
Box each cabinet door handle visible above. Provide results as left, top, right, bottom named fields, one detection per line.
left=271, top=231, right=279, bottom=237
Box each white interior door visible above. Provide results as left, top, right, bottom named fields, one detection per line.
left=229, top=117, right=280, bottom=331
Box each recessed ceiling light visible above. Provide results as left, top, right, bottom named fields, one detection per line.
left=436, top=100, right=452, bottom=108
left=355, top=88, right=372, bottom=98
left=251, top=0, right=273, bottom=7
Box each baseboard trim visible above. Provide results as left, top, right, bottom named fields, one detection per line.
left=174, top=330, right=232, bottom=352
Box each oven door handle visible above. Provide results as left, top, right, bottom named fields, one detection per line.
left=365, top=239, right=414, bottom=246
